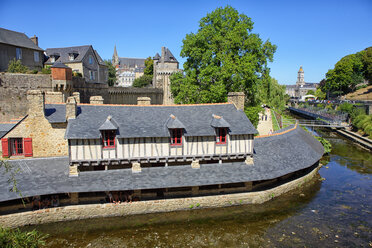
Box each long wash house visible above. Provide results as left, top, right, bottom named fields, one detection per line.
left=64, top=93, right=256, bottom=173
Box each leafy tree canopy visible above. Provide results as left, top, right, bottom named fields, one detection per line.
left=133, top=74, right=152, bottom=88
left=104, top=60, right=117, bottom=86
left=144, top=57, right=154, bottom=76
left=170, top=6, right=277, bottom=105
left=321, top=47, right=372, bottom=96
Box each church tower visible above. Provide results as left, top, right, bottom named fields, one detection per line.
left=296, top=66, right=305, bottom=86
left=112, top=45, right=119, bottom=66
left=153, top=47, right=181, bottom=104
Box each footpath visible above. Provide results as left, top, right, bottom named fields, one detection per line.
left=257, top=108, right=273, bottom=135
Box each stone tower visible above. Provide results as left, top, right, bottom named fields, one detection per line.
left=153, top=47, right=180, bottom=105
left=296, top=66, right=305, bottom=86
left=112, top=45, right=119, bottom=66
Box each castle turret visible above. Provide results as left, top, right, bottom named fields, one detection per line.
left=153, top=47, right=181, bottom=104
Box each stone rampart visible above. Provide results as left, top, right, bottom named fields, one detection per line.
left=0, top=73, right=52, bottom=121
left=0, top=165, right=320, bottom=228
left=71, top=77, right=109, bottom=104
left=109, top=87, right=163, bottom=105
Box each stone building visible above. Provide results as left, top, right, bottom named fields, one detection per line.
left=112, top=45, right=145, bottom=87
left=45, top=45, right=108, bottom=84
left=0, top=27, right=44, bottom=71
left=285, top=66, right=318, bottom=98
left=153, top=47, right=181, bottom=104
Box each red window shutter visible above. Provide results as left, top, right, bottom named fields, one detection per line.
left=1, top=138, right=9, bottom=158
left=24, top=138, right=33, bottom=157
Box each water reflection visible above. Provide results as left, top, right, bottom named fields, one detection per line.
left=23, top=129, right=372, bottom=247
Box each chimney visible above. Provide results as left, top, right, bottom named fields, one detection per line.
left=137, top=97, right=151, bottom=105
left=227, top=92, right=245, bottom=111
left=30, top=35, right=38, bottom=46
left=66, top=96, right=77, bottom=120
left=45, top=92, right=64, bottom=103
left=27, top=90, right=45, bottom=118
left=90, top=96, right=104, bottom=104
left=161, top=46, right=165, bottom=63
left=72, top=92, right=80, bottom=104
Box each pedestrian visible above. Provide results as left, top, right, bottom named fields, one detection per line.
left=268, top=129, right=273, bottom=135
left=265, top=115, right=267, bottom=121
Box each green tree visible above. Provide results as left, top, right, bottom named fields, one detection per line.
left=144, top=57, right=154, bottom=76
left=306, top=90, right=315, bottom=95
left=104, top=60, right=117, bottom=86
left=170, top=6, right=276, bottom=105
left=133, top=74, right=152, bottom=88
left=361, top=47, right=372, bottom=83
left=7, top=59, right=28, bottom=73
left=322, top=51, right=365, bottom=95
left=315, top=88, right=326, bottom=100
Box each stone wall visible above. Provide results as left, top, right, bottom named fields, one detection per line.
left=109, top=87, right=163, bottom=105
left=0, top=73, right=52, bottom=121
left=0, top=165, right=320, bottom=228
left=71, top=77, right=109, bottom=104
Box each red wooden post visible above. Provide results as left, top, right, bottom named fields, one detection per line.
left=1, top=138, right=9, bottom=158
left=24, top=138, right=33, bottom=157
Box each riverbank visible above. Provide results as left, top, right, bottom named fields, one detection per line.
left=0, top=164, right=321, bottom=228
left=335, top=128, right=372, bottom=151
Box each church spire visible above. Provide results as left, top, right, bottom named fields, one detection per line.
left=112, top=45, right=119, bottom=66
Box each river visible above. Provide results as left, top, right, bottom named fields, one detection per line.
left=23, top=128, right=372, bottom=247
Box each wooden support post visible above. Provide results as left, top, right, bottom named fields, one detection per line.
left=70, top=192, right=79, bottom=204
left=192, top=186, right=199, bottom=196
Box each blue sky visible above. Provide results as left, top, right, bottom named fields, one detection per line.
left=1, top=0, right=371, bottom=84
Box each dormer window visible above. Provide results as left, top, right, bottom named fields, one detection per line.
left=50, top=57, right=55, bottom=63
left=216, top=128, right=227, bottom=144
left=170, top=129, right=182, bottom=146
left=50, top=53, right=60, bottom=63
left=102, top=130, right=116, bottom=148
left=69, top=51, right=79, bottom=61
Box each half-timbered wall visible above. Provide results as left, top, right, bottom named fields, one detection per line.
left=69, top=135, right=253, bottom=162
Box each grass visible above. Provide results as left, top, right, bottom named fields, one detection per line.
left=271, top=109, right=280, bottom=131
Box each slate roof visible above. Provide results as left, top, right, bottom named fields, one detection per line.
left=50, top=62, right=69, bottom=68
left=63, top=103, right=257, bottom=139
left=153, top=53, right=160, bottom=60
left=0, top=125, right=324, bottom=202
left=94, top=50, right=106, bottom=66
left=45, top=45, right=93, bottom=64
left=163, top=48, right=177, bottom=62
left=44, top=104, right=66, bottom=123
left=210, top=115, right=230, bottom=128
left=118, top=57, right=145, bottom=68
left=0, top=28, right=43, bottom=51
left=0, top=117, right=26, bottom=138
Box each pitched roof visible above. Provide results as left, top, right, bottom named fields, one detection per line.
left=0, top=117, right=27, bottom=138
left=99, top=116, right=119, bottom=130
left=210, top=114, right=230, bottom=128
left=0, top=27, right=43, bottom=51
left=0, top=125, right=324, bottom=202
left=118, top=57, right=145, bottom=68
left=166, top=115, right=185, bottom=129
left=64, top=103, right=257, bottom=139
left=153, top=53, right=160, bottom=60
left=50, top=62, right=69, bottom=68
left=45, top=45, right=91, bottom=64
left=164, top=48, right=177, bottom=62
left=45, top=104, right=66, bottom=123
left=94, top=49, right=106, bottom=66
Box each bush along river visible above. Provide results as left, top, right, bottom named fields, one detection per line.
left=22, top=128, right=372, bottom=247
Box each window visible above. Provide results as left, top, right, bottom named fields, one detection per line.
left=102, top=130, right=116, bottom=148
left=170, top=129, right=182, bottom=146
left=69, top=54, right=75, bottom=61
left=50, top=56, right=55, bottom=63
left=10, top=138, right=23, bottom=156
left=89, top=55, right=93, bottom=64
left=89, top=70, right=95, bottom=80
left=216, top=128, right=227, bottom=144
left=34, top=51, right=39, bottom=62
left=16, top=48, right=22, bottom=60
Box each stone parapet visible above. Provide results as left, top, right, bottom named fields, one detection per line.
left=90, top=96, right=104, bottom=104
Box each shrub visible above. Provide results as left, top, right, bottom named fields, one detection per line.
left=315, top=136, right=332, bottom=154
left=73, top=71, right=82, bottom=77
left=7, top=59, right=28, bottom=73
left=41, top=67, right=51, bottom=74
left=0, top=227, right=48, bottom=247
left=28, top=69, right=38, bottom=74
